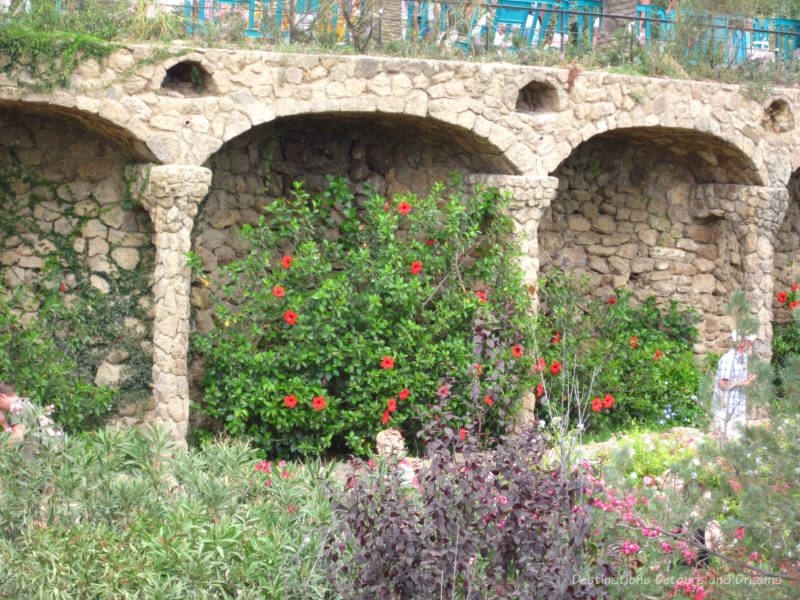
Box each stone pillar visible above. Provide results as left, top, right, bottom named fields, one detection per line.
left=466, top=174, right=559, bottom=431
left=694, top=184, right=789, bottom=358
left=138, top=164, right=212, bottom=445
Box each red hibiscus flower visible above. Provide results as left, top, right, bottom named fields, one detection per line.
left=552, top=332, right=560, bottom=344
left=630, top=336, right=638, bottom=349
left=473, top=364, right=482, bottom=375
left=312, top=396, right=326, bottom=410
left=459, top=427, right=467, bottom=440
left=602, top=394, right=615, bottom=409
left=511, top=345, right=523, bottom=357
left=550, top=361, right=562, bottom=375
left=381, top=356, right=395, bottom=369
left=398, top=389, right=410, bottom=400
left=591, top=398, right=602, bottom=412
left=59, top=281, right=66, bottom=293
left=484, top=394, right=494, bottom=407
left=654, top=350, right=662, bottom=361
left=387, top=398, right=397, bottom=412
left=793, top=283, right=799, bottom=293
left=382, top=410, right=390, bottom=424
left=410, top=261, right=422, bottom=275
left=273, top=285, right=285, bottom=297
left=791, top=300, right=800, bottom=311
left=397, top=201, right=411, bottom=215
left=284, top=310, right=298, bottom=325
left=533, top=357, right=546, bottom=373
left=424, top=239, right=435, bottom=245
left=778, top=291, right=788, bottom=303
left=281, top=255, right=294, bottom=269
left=609, top=297, right=616, bottom=305
left=476, top=291, right=487, bottom=303
left=438, top=383, right=449, bottom=396
left=384, top=201, right=391, bottom=213
left=283, top=394, right=298, bottom=408
left=536, top=383, right=544, bottom=396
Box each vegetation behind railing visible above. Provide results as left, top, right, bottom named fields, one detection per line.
left=2, top=0, right=800, bottom=97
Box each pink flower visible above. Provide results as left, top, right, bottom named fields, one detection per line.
left=735, top=528, right=745, bottom=540
left=620, top=539, right=640, bottom=555
left=281, top=469, right=290, bottom=478
left=265, top=480, right=272, bottom=487
left=288, top=505, right=295, bottom=513
left=278, top=460, right=286, bottom=467
left=729, top=479, right=742, bottom=492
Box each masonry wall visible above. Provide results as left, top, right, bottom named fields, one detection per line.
left=0, top=110, right=155, bottom=420
left=540, top=140, right=744, bottom=352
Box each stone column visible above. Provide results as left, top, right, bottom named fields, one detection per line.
left=466, top=174, right=559, bottom=431
left=694, top=184, right=789, bottom=358
left=138, top=164, right=212, bottom=445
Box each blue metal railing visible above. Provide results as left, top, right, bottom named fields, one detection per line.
left=48, top=0, right=800, bottom=64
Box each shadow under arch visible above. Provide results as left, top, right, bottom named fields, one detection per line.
left=0, top=100, right=156, bottom=163
left=550, top=126, right=764, bottom=186
left=206, top=111, right=520, bottom=182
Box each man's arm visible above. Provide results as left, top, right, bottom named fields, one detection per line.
left=717, top=374, right=756, bottom=390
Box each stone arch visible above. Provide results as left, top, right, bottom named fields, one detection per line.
left=195, top=109, right=525, bottom=174
left=189, top=111, right=517, bottom=331
left=0, top=100, right=156, bottom=163
left=540, top=126, right=763, bottom=352
left=774, top=168, right=800, bottom=323
left=0, top=101, right=156, bottom=417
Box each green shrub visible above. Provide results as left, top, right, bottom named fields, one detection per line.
left=192, top=177, right=536, bottom=457
left=534, top=270, right=703, bottom=434
left=0, top=426, right=335, bottom=599
left=0, top=287, right=118, bottom=432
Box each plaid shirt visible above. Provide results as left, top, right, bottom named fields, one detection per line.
left=714, top=348, right=748, bottom=417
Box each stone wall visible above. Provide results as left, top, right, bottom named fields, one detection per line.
left=0, top=108, right=155, bottom=420
left=540, top=137, right=745, bottom=352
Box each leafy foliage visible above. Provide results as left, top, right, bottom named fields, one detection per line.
left=0, top=164, right=154, bottom=432
left=0, top=426, right=335, bottom=599
left=535, top=269, right=703, bottom=435
left=192, top=177, right=536, bottom=457
left=327, top=405, right=610, bottom=599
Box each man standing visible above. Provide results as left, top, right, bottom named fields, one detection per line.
left=713, top=331, right=757, bottom=441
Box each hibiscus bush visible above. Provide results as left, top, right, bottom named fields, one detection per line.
left=534, top=269, right=703, bottom=434
left=191, top=177, right=536, bottom=457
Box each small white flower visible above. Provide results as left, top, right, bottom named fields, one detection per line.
left=630, top=472, right=638, bottom=479
left=577, top=423, right=585, bottom=432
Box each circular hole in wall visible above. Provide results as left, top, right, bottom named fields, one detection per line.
left=762, top=98, right=794, bottom=133
left=160, top=61, right=213, bottom=96
left=516, top=80, right=559, bottom=113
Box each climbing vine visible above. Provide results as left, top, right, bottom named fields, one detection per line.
left=0, top=161, right=155, bottom=432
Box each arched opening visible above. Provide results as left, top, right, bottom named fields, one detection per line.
left=516, top=80, right=560, bottom=113
left=774, top=169, right=800, bottom=322
left=189, top=112, right=517, bottom=398
left=193, top=111, right=516, bottom=276
left=160, top=60, right=214, bottom=96
left=0, top=104, right=155, bottom=422
left=762, top=98, right=794, bottom=134
left=540, top=127, right=761, bottom=351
